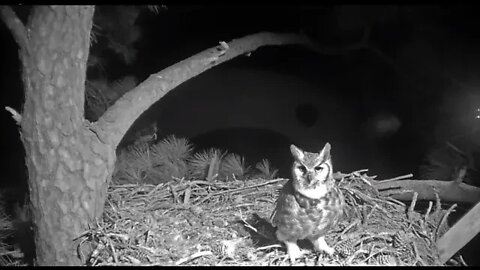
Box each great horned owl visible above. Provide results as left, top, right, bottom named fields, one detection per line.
left=271, top=143, right=345, bottom=263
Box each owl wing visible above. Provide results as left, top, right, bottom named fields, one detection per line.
left=270, top=180, right=293, bottom=227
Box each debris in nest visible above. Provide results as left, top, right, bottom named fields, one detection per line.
left=77, top=170, right=463, bottom=266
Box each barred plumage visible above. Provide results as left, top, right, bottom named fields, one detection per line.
left=271, top=143, right=345, bottom=263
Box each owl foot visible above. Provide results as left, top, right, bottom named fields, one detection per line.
left=284, top=241, right=305, bottom=264
left=311, top=236, right=335, bottom=256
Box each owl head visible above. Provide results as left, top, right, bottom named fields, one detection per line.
left=290, top=143, right=333, bottom=199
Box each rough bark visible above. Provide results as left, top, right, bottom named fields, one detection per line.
left=11, top=6, right=115, bottom=265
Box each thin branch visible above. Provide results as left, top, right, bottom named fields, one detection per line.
left=407, top=192, right=418, bottom=220
left=91, top=32, right=310, bottom=147
left=92, top=28, right=375, bottom=148
left=0, top=5, right=29, bottom=50
left=174, top=251, right=213, bottom=265
left=379, top=173, right=413, bottom=183
left=5, top=106, right=22, bottom=125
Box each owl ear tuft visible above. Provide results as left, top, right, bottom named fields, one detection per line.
left=290, top=144, right=304, bottom=161
left=320, top=142, right=331, bottom=160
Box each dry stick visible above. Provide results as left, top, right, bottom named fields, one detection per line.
left=147, top=183, right=167, bottom=197
left=364, top=204, right=378, bottom=224
left=385, top=196, right=406, bottom=207
left=347, top=187, right=393, bottom=218
left=340, top=220, right=360, bottom=235
left=379, top=173, right=414, bottom=183
left=458, top=255, right=468, bottom=266
left=358, top=174, right=374, bottom=186
left=194, top=178, right=287, bottom=206
left=184, top=186, right=191, bottom=205
left=424, top=201, right=433, bottom=222
left=174, top=251, right=213, bottom=265
left=189, top=180, right=223, bottom=186
left=108, top=239, right=119, bottom=264
left=435, top=203, right=457, bottom=241
left=407, top=192, right=419, bottom=220
left=169, top=185, right=179, bottom=203
left=434, top=191, right=442, bottom=215
left=256, top=244, right=282, bottom=251
left=411, top=242, right=425, bottom=266
left=352, top=169, right=369, bottom=175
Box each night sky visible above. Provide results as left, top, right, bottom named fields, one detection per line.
left=1, top=5, right=480, bottom=189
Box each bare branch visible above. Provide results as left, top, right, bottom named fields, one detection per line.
left=0, top=5, right=29, bottom=50
left=5, top=106, right=22, bottom=125
left=91, top=32, right=312, bottom=147
left=373, top=179, right=480, bottom=204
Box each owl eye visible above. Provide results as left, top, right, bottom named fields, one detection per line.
left=314, top=165, right=323, bottom=172
left=297, top=165, right=307, bottom=173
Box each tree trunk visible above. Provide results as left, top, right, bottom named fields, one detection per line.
left=1, top=5, right=315, bottom=266
left=17, top=6, right=115, bottom=265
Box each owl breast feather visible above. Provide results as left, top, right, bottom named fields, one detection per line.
left=274, top=188, right=343, bottom=241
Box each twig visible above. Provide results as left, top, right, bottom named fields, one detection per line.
left=458, top=255, right=468, bottom=266
left=256, top=244, right=282, bottom=251
left=5, top=106, right=22, bottom=125
left=184, top=186, right=191, bottom=205
left=434, top=190, right=442, bottom=215
left=407, top=192, right=418, bottom=220
left=436, top=203, right=457, bottom=241
left=189, top=180, right=222, bottom=187
left=358, top=174, right=373, bottom=186
left=169, top=185, right=179, bottom=203
left=340, top=220, right=360, bottom=235
left=351, top=169, right=369, bottom=177
left=411, top=242, right=425, bottom=266
left=0, top=6, right=29, bottom=51
left=363, top=204, right=378, bottom=224
left=174, top=251, right=213, bottom=265
left=379, top=173, right=414, bottom=183
left=240, top=214, right=274, bottom=240
left=107, top=239, right=118, bottom=264
left=147, top=183, right=166, bottom=197
left=385, top=197, right=406, bottom=207
left=424, top=201, right=433, bottom=222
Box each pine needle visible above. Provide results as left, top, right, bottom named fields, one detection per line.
left=254, top=159, right=278, bottom=180
left=221, top=153, right=249, bottom=181
left=188, top=148, right=225, bottom=180
left=151, top=135, right=193, bottom=162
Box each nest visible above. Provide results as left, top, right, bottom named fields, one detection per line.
left=79, top=170, right=464, bottom=266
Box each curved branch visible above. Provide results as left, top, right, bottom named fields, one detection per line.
left=92, top=32, right=312, bottom=147
left=373, top=179, right=480, bottom=204
left=0, top=5, right=29, bottom=50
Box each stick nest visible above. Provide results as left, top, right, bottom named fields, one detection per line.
left=79, top=170, right=459, bottom=266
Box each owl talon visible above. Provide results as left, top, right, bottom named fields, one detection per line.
left=284, top=241, right=304, bottom=264
left=311, top=236, right=335, bottom=256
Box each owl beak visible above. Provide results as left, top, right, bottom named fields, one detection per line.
left=306, top=174, right=313, bottom=183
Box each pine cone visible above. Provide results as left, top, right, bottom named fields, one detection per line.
left=376, top=254, right=398, bottom=266
left=335, top=239, right=355, bottom=257
left=393, top=231, right=413, bottom=262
